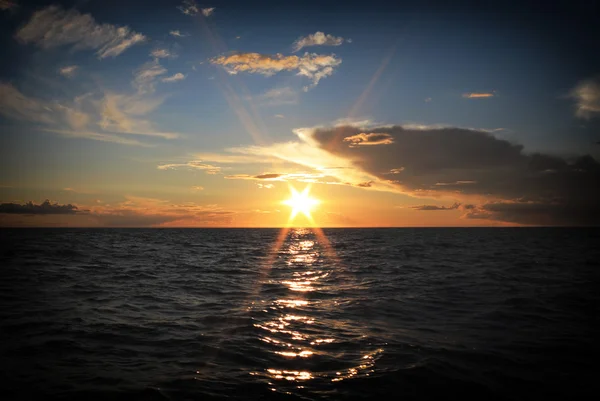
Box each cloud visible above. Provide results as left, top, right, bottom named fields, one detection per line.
left=258, top=183, right=274, bottom=189
left=224, top=171, right=346, bottom=186
left=274, top=114, right=285, bottom=118
left=158, top=161, right=221, bottom=174
left=356, top=181, right=374, bottom=187
left=411, top=202, right=461, bottom=211
left=177, top=0, right=199, bottom=15
left=296, top=124, right=600, bottom=225
left=133, top=59, right=167, bottom=94
left=211, top=52, right=341, bottom=89
left=169, top=30, right=188, bottom=37
left=255, top=173, right=283, bottom=179
left=15, top=5, right=146, bottom=59
left=97, top=92, right=178, bottom=139
left=343, top=132, right=394, bottom=146
left=0, top=82, right=56, bottom=124
left=178, top=1, right=214, bottom=17
left=202, top=7, right=215, bottom=17
left=1, top=1, right=16, bottom=11
left=210, top=122, right=600, bottom=225
left=150, top=48, right=175, bottom=59
left=191, top=186, right=204, bottom=191
left=86, top=196, right=234, bottom=227
left=0, top=81, right=178, bottom=145
left=570, top=76, right=600, bottom=119
left=462, top=92, right=495, bottom=98
left=0, top=200, right=80, bottom=214
left=46, top=129, right=149, bottom=146
left=255, top=87, right=298, bottom=105
left=292, top=32, right=346, bottom=52
left=59, top=65, right=78, bottom=77
left=161, top=73, right=186, bottom=83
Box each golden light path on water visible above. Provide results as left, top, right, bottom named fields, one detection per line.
left=247, top=186, right=382, bottom=393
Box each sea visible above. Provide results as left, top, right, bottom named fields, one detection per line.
left=1, top=228, right=599, bottom=400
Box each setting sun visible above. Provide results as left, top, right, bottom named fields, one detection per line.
left=283, top=185, right=320, bottom=221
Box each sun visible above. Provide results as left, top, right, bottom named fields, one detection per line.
left=283, top=185, right=320, bottom=221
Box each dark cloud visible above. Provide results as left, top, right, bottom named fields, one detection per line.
left=412, top=202, right=460, bottom=211
left=307, top=125, right=600, bottom=225
left=0, top=200, right=80, bottom=214
left=255, top=173, right=283, bottom=179
left=356, top=181, right=374, bottom=187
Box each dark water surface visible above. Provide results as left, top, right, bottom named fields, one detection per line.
left=1, top=228, right=599, bottom=400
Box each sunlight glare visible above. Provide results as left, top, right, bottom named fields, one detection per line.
left=283, top=185, right=320, bottom=221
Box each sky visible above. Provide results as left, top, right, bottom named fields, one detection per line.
left=1, top=0, right=599, bottom=227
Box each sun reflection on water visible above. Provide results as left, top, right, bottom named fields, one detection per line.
left=249, top=228, right=382, bottom=395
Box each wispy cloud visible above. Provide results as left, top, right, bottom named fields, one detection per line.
left=133, top=60, right=167, bottom=94
left=98, top=92, right=178, bottom=139
left=411, top=203, right=461, bottom=211
left=0, top=82, right=57, bottom=125
left=44, top=129, right=150, bottom=146
left=150, top=48, right=175, bottom=59
left=255, top=87, right=298, bottom=105
left=177, top=0, right=199, bottom=15
left=158, top=161, right=221, bottom=174
left=191, top=186, right=204, bottom=191
left=224, top=172, right=332, bottom=183
left=162, top=73, right=186, bottom=83
left=462, top=92, right=495, bottom=98
left=0, top=80, right=178, bottom=146
left=292, top=32, right=346, bottom=52
left=570, top=76, right=600, bottom=119
left=202, top=7, right=215, bottom=17
left=81, top=196, right=235, bottom=227
left=59, top=65, right=78, bottom=77
left=169, top=30, right=189, bottom=37
left=15, top=5, right=146, bottom=59
left=211, top=52, right=341, bottom=89
left=178, top=1, right=215, bottom=17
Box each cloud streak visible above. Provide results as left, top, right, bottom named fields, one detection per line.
left=158, top=161, right=221, bottom=174
left=211, top=52, right=342, bottom=89
left=411, top=203, right=461, bottom=211
left=462, top=92, right=495, bottom=98
left=15, top=5, right=146, bottom=59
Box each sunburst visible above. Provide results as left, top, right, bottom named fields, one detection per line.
left=283, top=185, right=320, bottom=221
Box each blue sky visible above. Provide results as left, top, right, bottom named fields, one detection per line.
left=1, top=0, right=599, bottom=226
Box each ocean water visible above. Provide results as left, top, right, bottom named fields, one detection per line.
left=1, top=228, right=599, bottom=401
